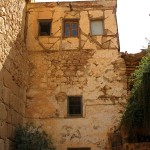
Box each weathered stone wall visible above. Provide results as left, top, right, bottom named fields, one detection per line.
left=0, top=0, right=28, bottom=149
left=26, top=1, right=118, bottom=51
left=123, top=143, right=150, bottom=150
left=26, top=1, right=127, bottom=150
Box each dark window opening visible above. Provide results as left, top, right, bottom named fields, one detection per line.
left=64, top=20, right=78, bottom=37
left=39, top=20, right=51, bottom=36
left=68, top=96, right=82, bottom=116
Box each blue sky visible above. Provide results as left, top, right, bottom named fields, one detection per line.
left=35, top=0, right=150, bottom=53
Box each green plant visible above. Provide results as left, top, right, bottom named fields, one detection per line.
left=14, top=123, right=55, bottom=150
left=121, top=48, right=150, bottom=136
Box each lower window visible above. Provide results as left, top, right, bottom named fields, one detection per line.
left=67, top=96, right=82, bottom=117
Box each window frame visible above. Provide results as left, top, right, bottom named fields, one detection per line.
left=38, top=19, right=52, bottom=36
left=63, top=19, right=79, bottom=37
left=67, top=96, right=83, bottom=117
left=90, top=19, right=104, bottom=36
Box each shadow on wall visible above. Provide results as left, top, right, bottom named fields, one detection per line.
left=0, top=0, right=28, bottom=149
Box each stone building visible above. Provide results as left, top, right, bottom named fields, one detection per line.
left=25, top=1, right=127, bottom=150
left=0, top=0, right=128, bottom=150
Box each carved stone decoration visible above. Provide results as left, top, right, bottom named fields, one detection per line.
left=55, top=92, right=67, bottom=103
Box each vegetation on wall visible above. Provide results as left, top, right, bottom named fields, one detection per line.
left=121, top=47, right=150, bottom=140
left=14, top=123, right=56, bottom=150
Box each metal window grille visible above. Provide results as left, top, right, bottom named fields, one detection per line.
left=67, top=96, right=82, bottom=116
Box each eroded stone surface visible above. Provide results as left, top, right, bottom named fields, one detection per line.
left=0, top=0, right=28, bottom=148
left=26, top=1, right=118, bottom=52
left=26, top=1, right=127, bottom=150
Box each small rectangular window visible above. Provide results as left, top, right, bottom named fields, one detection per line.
left=90, top=20, right=104, bottom=35
left=64, top=20, right=78, bottom=37
left=68, top=96, right=82, bottom=117
left=39, top=19, right=51, bottom=36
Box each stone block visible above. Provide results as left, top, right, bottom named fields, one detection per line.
left=11, top=81, right=19, bottom=96
left=0, top=82, right=3, bottom=100
left=10, top=94, right=18, bottom=112
left=38, top=11, right=53, bottom=19
left=7, top=123, right=14, bottom=139
left=0, top=17, right=5, bottom=34
left=2, top=86, right=10, bottom=105
left=104, top=10, right=117, bottom=35
left=3, top=69, right=12, bottom=89
left=0, top=139, right=5, bottom=150
left=38, top=37, right=49, bottom=44
left=0, top=102, right=7, bottom=120
left=62, top=38, right=79, bottom=50
left=18, top=101, right=25, bottom=116
left=83, top=39, right=95, bottom=50
left=11, top=110, right=20, bottom=126
left=89, top=10, right=103, bottom=18
left=4, top=139, right=13, bottom=150
left=6, top=108, right=12, bottom=124
left=0, top=121, right=7, bottom=139
left=0, top=64, right=3, bottom=81
left=80, top=11, right=90, bottom=34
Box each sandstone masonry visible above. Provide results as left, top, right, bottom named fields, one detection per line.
left=0, top=0, right=28, bottom=149
left=1, top=0, right=149, bottom=149
left=26, top=1, right=127, bottom=150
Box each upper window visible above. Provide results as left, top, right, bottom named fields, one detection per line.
left=90, top=20, right=104, bottom=35
left=64, top=20, right=78, bottom=37
left=67, top=96, right=82, bottom=117
left=39, top=19, right=51, bottom=36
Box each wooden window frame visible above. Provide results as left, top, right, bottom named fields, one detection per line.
left=67, top=96, right=83, bottom=117
left=90, top=19, right=104, bottom=36
left=38, top=19, right=52, bottom=36
left=63, top=19, right=79, bottom=37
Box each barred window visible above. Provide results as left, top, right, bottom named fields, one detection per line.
left=67, top=96, right=82, bottom=117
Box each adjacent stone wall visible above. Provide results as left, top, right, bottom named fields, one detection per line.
left=123, top=143, right=150, bottom=150
left=26, top=1, right=127, bottom=150
left=0, top=0, right=28, bottom=149
left=121, top=51, right=146, bottom=91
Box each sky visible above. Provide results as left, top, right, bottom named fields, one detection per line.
left=35, top=0, right=150, bottom=53
left=117, top=0, right=150, bottom=53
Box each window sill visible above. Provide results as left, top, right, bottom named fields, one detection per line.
left=65, top=115, right=84, bottom=119
left=63, top=36, right=79, bottom=38
left=90, top=34, right=104, bottom=36
left=38, top=35, right=51, bottom=37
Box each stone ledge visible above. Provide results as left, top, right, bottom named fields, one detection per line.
left=123, top=142, right=150, bottom=150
